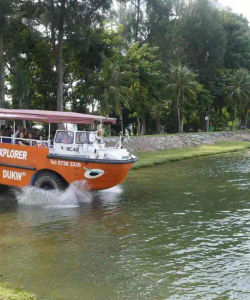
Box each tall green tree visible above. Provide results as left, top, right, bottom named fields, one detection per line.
left=116, top=0, right=147, bottom=43
left=96, top=57, right=129, bottom=133
left=36, top=0, right=111, bottom=111
left=145, top=0, right=183, bottom=66
left=0, top=0, right=15, bottom=107
left=220, top=11, right=250, bottom=70
left=166, top=65, right=200, bottom=132
left=178, top=0, right=226, bottom=85
left=124, top=42, right=164, bottom=134
left=226, top=69, right=250, bottom=128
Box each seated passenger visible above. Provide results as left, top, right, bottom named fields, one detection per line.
left=61, top=132, right=73, bottom=144
left=80, top=133, right=88, bottom=144
left=61, top=132, right=69, bottom=143
left=2, top=127, right=12, bottom=143
left=49, top=134, right=54, bottom=147
left=76, top=134, right=81, bottom=144
left=16, top=131, right=28, bottom=146
left=35, top=134, right=48, bottom=148
left=55, top=131, right=64, bottom=143
left=27, top=132, right=35, bottom=146
left=76, top=132, right=87, bottom=144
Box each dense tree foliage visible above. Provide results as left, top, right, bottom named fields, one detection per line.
left=226, top=69, right=250, bottom=128
left=0, top=0, right=250, bottom=133
left=166, top=65, right=200, bottom=132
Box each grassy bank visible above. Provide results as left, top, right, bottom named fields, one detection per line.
left=133, top=141, right=250, bottom=170
left=0, top=281, right=36, bottom=300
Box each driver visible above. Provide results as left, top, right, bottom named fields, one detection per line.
left=61, top=132, right=73, bottom=144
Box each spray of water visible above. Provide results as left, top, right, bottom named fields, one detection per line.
left=16, top=180, right=92, bottom=208
left=97, top=185, right=123, bottom=203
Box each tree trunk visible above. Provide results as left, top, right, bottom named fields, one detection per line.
left=179, top=112, right=183, bottom=133
left=0, top=33, right=5, bottom=107
left=140, top=115, right=146, bottom=135
left=156, top=118, right=161, bottom=134
left=177, top=90, right=183, bottom=133
left=120, top=110, right=124, bottom=135
left=56, top=32, right=63, bottom=112
left=205, top=116, right=210, bottom=132
left=232, top=101, right=237, bottom=130
left=245, top=110, right=249, bottom=129
left=135, top=0, right=141, bottom=41
left=137, top=117, right=140, bottom=135
left=108, top=124, right=111, bottom=136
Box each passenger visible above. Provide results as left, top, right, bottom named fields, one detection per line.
left=49, top=134, right=54, bottom=147
left=76, top=133, right=81, bottom=144
left=55, top=131, right=63, bottom=143
left=2, top=128, right=11, bottom=144
left=68, top=134, right=74, bottom=144
left=61, top=132, right=73, bottom=144
left=38, top=134, right=44, bottom=141
left=0, top=127, right=10, bottom=143
left=2, top=127, right=12, bottom=143
left=27, top=132, right=35, bottom=146
left=35, top=134, right=48, bottom=148
left=60, top=132, right=68, bottom=143
left=80, top=133, right=88, bottom=144
left=16, top=131, right=28, bottom=146
left=0, top=128, right=11, bottom=144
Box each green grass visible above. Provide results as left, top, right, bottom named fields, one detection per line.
left=133, top=141, right=250, bottom=170
left=0, top=281, right=36, bottom=300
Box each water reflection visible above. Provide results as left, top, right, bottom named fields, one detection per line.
left=0, top=152, right=249, bottom=299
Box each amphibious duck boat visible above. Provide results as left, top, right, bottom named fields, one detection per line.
left=0, top=109, right=137, bottom=190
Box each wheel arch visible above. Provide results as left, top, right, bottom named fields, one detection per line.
left=30, top=169, right=68, bottom=187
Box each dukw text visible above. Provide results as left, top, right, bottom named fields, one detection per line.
left=3, top=170, right=26, bottom=181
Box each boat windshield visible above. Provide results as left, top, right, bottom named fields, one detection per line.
left=55, top=131, right=74, bottom=144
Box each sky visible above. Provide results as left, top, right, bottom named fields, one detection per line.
left=218, top=0, right=250, bottom=22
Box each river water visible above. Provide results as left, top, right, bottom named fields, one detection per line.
left=0, top=152, right=249, bottom=299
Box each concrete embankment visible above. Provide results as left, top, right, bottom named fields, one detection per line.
left=105, top=130, right=250, bottom=153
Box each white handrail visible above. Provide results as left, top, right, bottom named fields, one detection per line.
left=0, top=135, right=48, bottom=146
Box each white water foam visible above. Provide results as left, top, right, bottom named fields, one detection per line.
left=97, top=185, right=123, bottom=203
left=16, top=181, right=92, bottom=208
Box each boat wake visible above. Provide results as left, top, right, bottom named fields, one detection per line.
left=15, top=181, right=92, bottom=208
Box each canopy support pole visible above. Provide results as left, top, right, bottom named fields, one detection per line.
left=48, top=123, right=51, bottom=147
left=13, top=121, right=16, bottom=144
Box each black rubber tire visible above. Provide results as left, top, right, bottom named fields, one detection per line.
left=33, top=171, right=67, bottom=191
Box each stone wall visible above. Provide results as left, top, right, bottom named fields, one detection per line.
left=104, top=131, right=250, bottom=152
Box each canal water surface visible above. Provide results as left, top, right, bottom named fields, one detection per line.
left=0, top=152, right=249, bottom=299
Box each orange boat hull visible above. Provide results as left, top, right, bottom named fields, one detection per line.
left=0, top=143, right=135, bottom=190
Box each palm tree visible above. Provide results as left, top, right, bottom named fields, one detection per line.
left=166, top=65, right=200, bottom=133
left=97, top=57, right=129, bottom=134
left=151, top=101, right=169, bottom=134
left=226, top=69, right=250, bottom=129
